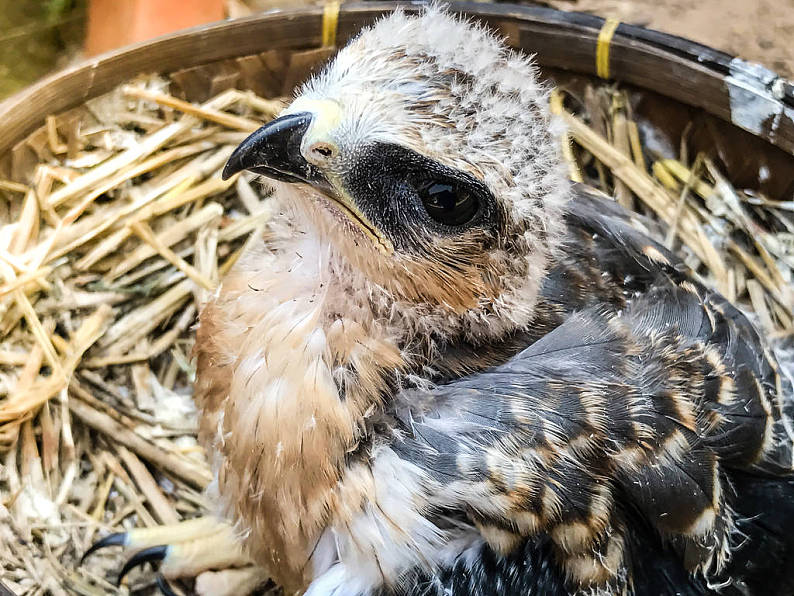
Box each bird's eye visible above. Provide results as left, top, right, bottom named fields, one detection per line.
left=417, top=181, right=479, bottom=227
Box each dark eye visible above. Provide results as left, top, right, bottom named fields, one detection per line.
left=417, top=181, right=479, bottom=227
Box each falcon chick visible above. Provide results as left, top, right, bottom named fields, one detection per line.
left=91, top=6, right=794, bottom=596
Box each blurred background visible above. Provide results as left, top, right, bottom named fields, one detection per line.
left=0, top=0, right=792, bottom=100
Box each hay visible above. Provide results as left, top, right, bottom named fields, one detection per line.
left=551, top=86, right=794, bottom=334
left=0, top=61, right=790, bottom=596
left=0, top=74, right=283, bottom=595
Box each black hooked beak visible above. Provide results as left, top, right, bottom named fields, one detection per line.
left=221, top=112, right=331, bottom=192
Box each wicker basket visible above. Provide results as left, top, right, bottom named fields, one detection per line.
left=0, top=2, right=792, bottom=594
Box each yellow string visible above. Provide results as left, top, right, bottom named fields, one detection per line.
left=322, top=1, right=341, bottom=47
left=596, top=18, right=620, bottom=79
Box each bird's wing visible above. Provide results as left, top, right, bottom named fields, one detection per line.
left=392, top=221, right=794, bottom=591
left=562, top=186, right=794, bottom=474
left=550, top=184, right=692, bottom=307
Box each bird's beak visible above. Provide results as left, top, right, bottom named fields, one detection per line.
left=221, top=112, right=331, bottom=193
left=222, top=111, right=394, bottom=255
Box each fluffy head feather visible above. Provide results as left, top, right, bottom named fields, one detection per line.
left=272, top=4, right=571, bottom=342
left=296, top=5, right=567, bottom=220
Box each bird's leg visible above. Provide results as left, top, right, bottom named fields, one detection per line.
left=194, top=567, right=274, bottom=596
left=82, top=516, right=268, bottom=595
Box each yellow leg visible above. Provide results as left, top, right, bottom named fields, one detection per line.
left=82, top=516, right=267, bottom=593
left=195, top=568, right=272, bottom=596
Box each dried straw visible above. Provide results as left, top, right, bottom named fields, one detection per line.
left=557, top=88, right=793, bottom=333
left=0, top=74, right=281, bottom=595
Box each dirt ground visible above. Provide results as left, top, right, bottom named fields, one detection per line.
left=546, top=0, right=794, bottom=78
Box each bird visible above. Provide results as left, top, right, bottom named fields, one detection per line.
left=84, top=5, right=794, bottom=595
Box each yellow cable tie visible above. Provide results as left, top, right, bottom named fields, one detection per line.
left=596, top=18, right=620, bottom=80
left=322, top=1, right=341, bottom=48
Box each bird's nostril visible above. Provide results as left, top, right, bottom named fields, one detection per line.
left=310, top=142, right=336, bottom=159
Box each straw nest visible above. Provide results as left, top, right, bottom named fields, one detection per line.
left=0, top=56, right=792, bottom=596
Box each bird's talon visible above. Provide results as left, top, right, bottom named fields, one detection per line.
left=117, top=544, right=169, bottom=587
left=156, top=573, right=179, bottom=596
left=80, top=531, right=128, bottom=564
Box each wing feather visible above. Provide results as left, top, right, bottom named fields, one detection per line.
left=391, top=190, right=794, bottom=592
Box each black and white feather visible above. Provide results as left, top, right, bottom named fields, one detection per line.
left=190, top=6, right=794, bottom=596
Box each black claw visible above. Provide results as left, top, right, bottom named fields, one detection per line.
left=156, top=574, right=178, bottom=596
left=80, top=532, right=128, bottom=564
left=117, top=545, right=169, bottom=587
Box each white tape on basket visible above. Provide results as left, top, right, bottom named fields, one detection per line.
left=725, top=57, right=790, bottom=140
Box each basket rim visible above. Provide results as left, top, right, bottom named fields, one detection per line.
left=0, top=1, right=793, bottom=160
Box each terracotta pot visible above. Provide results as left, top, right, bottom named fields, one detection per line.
left=85, top=0, right=225, bottom=56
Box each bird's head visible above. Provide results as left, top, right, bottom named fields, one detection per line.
left=223, top=5, right=569, bottom=340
